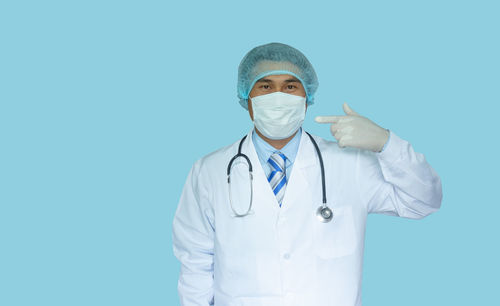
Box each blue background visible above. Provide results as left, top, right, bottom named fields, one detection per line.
left=1, top=0, right=498, bottom=305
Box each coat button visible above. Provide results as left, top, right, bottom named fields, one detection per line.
left=283, top=253, right=291, bottom=260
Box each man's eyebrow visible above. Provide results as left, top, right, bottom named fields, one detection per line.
left=256, top=78, right=300, bottom=83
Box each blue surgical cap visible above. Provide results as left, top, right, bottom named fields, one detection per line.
left=237, top=42, right=319, bottom=110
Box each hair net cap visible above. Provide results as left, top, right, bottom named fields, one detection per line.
left=237, top=42, right=319, bottom=110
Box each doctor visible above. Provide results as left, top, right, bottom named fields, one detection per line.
left=172, top=42, right=442, bottom=306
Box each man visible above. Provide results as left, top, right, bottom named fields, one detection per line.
left=172, top=42, right=442, bottom=306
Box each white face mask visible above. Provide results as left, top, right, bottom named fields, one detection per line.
left=250, top=91, right=306, bottom=140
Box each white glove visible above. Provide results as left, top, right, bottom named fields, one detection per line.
left=315, top=102, right=390, bottom=152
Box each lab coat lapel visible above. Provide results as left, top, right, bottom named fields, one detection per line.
left=243, top=130, right=281, bottom=216
left=279, top=129, right=317, bottom=213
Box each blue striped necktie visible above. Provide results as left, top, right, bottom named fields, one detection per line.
left=267, top=152, right=287, bottom=207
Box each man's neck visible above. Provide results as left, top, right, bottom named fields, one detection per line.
left=255, top=128, right=298, bottom=150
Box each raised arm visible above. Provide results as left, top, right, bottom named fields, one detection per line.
left=316, top=102, right=442, bottom=218
left=357, top=130, right=442, bottom=218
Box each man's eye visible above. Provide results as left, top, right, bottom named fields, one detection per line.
left=287, top=85, right=296, bottom=89
left=261, top=85, right=270, bottom=89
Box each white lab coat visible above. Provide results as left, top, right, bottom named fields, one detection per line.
left=172, top=128, right=442, bottom=306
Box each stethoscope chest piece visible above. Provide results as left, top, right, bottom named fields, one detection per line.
left=316, top=206, right=333, bottom=223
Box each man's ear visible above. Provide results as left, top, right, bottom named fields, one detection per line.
left=248, top=98, right=254, bottom=121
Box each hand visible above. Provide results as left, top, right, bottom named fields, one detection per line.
left=315, top=103, right=390, bottom=152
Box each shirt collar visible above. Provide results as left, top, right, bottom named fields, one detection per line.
left=251, top=127, right=302, bottom=166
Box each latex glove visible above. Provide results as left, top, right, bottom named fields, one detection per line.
left=315, top=103, right=390, bottom=152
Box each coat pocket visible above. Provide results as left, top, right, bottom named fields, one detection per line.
left=313, top=205, right=356, bottom=259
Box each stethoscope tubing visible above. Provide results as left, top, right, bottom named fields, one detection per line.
left=227, top=131, right=332, bottom=222
left=305, top=132, right=327, bottom=208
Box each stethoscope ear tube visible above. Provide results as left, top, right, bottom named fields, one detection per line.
left=227, top=153, right=252, bottom=182
left=228, top=135, right=254, bottom=217
left=227, top=135, right=252, bottom=178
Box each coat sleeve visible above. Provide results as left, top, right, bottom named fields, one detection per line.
left=357, top=130, right=443, bottom=219
left=172, top=160, right=215, bottom=305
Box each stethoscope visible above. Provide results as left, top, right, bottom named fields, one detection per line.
left=227, top=131, right=333, bottom=223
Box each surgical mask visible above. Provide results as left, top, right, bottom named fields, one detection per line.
left=250, top=91, right=306, bottom=140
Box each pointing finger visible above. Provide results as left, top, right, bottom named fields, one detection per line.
left=315, top=115, right=343, bottom=124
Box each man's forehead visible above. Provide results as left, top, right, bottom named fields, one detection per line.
left=252, top=60, right=301, bottom=75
